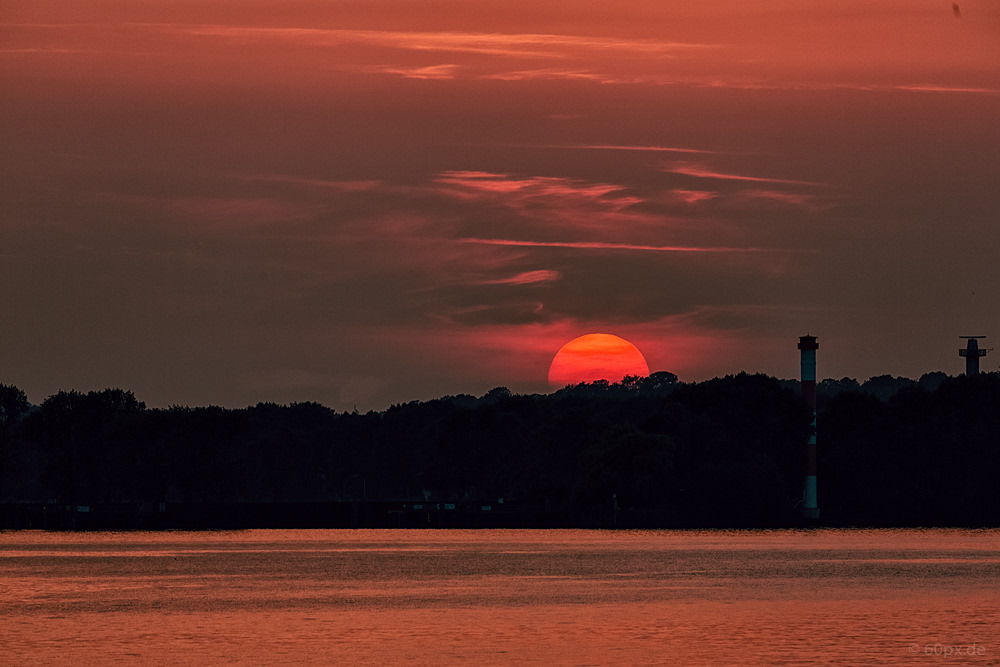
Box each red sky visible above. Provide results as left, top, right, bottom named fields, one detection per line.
left=2, top=0, right=999, bottom=410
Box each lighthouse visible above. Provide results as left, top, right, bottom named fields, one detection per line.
left=798, top=335, right=820, bottom=519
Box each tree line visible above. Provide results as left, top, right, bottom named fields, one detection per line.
left=0, top=370, right=997, bottom=526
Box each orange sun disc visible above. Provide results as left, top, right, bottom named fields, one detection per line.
left=548, top=333, right=650, bottom=388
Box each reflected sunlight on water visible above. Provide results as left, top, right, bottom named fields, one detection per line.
left=1, top=529, right=998, bottom=665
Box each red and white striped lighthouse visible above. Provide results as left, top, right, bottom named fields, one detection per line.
left=798, top=335, right=820, bottom=519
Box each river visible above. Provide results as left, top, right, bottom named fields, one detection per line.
left=1, top=529, right=997, bottom=665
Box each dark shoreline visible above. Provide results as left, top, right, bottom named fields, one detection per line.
left=0, top=500, right=695, bottom=530
left=3, top=501, right=996, bottom=531
left=5, top=373, right=999, bottom=531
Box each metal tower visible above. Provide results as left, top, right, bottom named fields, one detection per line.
left=959, top=336, right=989, bottom=376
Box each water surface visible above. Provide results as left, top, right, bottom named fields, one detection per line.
left=2, top=529, right=997, bottom=665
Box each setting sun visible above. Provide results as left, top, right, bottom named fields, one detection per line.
left=548, top=333, right=650, bottom=388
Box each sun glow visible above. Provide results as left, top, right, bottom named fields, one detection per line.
left=548, top=333, right=650, bottom=388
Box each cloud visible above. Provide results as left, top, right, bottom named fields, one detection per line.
left=430, top=171, right=647, bottom=227
left=0, top=48, right=128, bottom=55
left=434, top=170, right=637, bottom=206
left=458, top=237, right=768, bottom=254
left=664, top=162, right=828, bottom=187
left=173, top=25, right=716, bottom=59
left=481, top=69, right=616, bottom=83
left=341, top=64, right=462, bottom=80
left=476, top=270, right=562, bottom=286
left=893, top=84, right=1000, bottom=96
left=670, top=189, right=719, bottom=204
left=12, top=20, right=999, bottom=97
left=738, top=189, right=825, bottom=210
left=546, top=144, right=718, bottom=155
left=166, top=197, right=325, bottom=227
left=238, top=175, right=384, bottom=192
left=437, top=301, right=549, bottom=326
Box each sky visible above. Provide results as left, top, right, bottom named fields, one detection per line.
left=2, top=0, right=999, bottom=411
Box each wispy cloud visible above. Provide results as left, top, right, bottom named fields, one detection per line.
left=481, top=69, right=616, bottom=83
left=543, top=144, right=718, bottom=155
left=12, top=22, right=998, bottom=97
left=474, top=69, right=1000, bottom=94
left=340, top=64, right=461, bottom=80
left=436, top=301, right=548, bottom=326
left=239, top=175, right=384, bottom=192
left=459, top=237, right=768, bottom=254
left=893, top=83, right=1000, bottom=96
left=670, top=189, right=719, bottom=204
left=665, top=162, right=827, bottom=187
left=739, top=189, right=825, bottom=209
left=173, top=25, right=715, bottom=59
left=476, top=270, right=562, bottom=286
left=433, top=171, right=644, bottom=214
left=1, top=48, right=126, bottom=55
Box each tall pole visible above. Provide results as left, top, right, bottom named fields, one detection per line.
left=798, top=335, right=820, bottom=519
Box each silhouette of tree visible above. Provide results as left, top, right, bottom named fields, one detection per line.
left=860, top=375, right=917, bottom=401
left=572, top=423, right=675, bottom=507
left=820, top=373, right=1000, bottom=525
left=24, top=389, right=146, bottom=503
left=5, top=370, right=997, bottom=528
left=0, top=384, right=29, bottom=500
left=917, top=371, right=947, bottom=393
